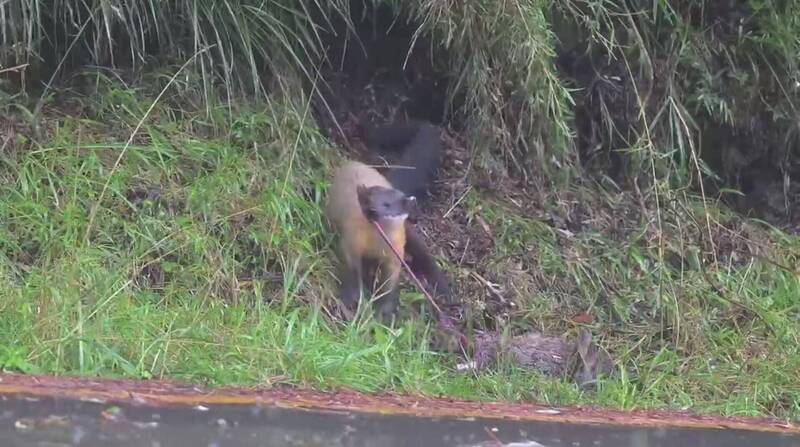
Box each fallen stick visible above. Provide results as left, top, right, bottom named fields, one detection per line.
left=370, top=220, right=468, bottom=350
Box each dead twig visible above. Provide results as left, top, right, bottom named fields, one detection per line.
left=0, top=64, right=29, bottom=74
left=370, top=220, right=469, bottom=350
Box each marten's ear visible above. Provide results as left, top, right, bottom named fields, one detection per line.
left=356, top=185, right=377, bottom=221
left=356, top=184, right=369, bottom=209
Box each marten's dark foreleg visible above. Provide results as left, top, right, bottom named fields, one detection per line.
left=338, top=241, right=364, bottom=310
left=338, top=264, right=363, bottom=312
left=373, top=258, right=402, bottom=323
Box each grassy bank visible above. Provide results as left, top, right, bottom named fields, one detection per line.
left=1, top=76, right=798, bottom=420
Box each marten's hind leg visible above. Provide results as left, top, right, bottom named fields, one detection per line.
left=361, top=257, right=379, bottom=292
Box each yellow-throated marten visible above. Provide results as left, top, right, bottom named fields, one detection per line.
left=326, top=161, right=419, bottom=320
left=326, top=121, right=451, bottom=320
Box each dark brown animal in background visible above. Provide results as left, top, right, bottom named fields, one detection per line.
left=365, top=120, right=442, bottom=201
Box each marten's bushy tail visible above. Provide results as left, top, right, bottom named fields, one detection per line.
left=366, top=120, right=442, bottom=201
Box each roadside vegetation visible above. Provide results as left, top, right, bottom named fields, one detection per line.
left=1, top=0, right=798, bottom=421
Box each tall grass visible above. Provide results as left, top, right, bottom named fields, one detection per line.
left=2, top=0, right=577, bottom=177
left=3, top=1, right=799, bottom=189
left=400, top=0, right=576, bottom=177
left=553, top=1, right=800, bottom=193
left=0, top=0, right=329, bottom=102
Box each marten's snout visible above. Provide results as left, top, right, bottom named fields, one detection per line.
left=380, top=200, right=409, bottom=220
left=373, top=192, right=410, bottom=220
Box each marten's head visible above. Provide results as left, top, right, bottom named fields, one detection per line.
left=356, top=185, right=418, bottom=223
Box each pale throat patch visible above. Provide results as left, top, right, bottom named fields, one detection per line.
left=376, top=213, right=408, bottom=231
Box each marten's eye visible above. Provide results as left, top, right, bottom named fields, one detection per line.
left=383, top=202, right=390, bottom=208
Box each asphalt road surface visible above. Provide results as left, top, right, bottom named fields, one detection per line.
left=2, top=394, right=800, bottom=447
